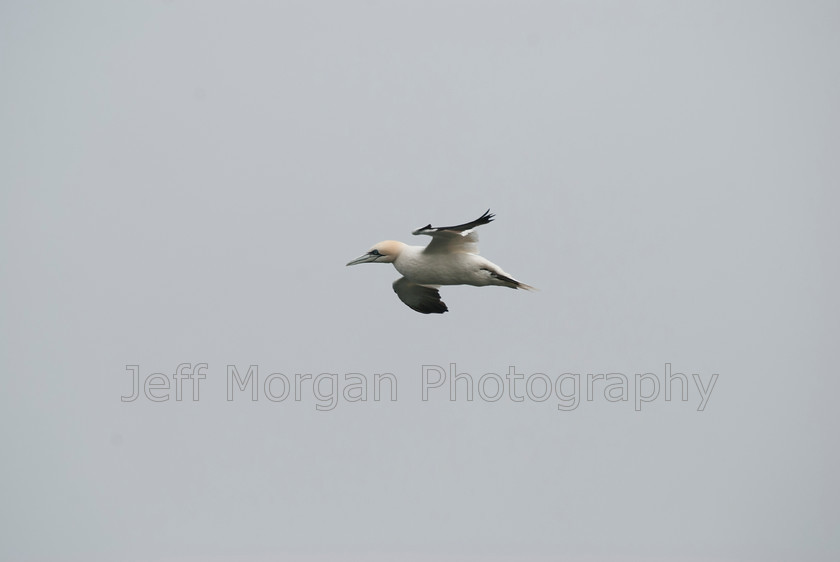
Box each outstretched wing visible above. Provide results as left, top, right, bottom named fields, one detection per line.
left=392, top=277, right=448, bottom=314
left=411, top=209, right=494, bottom=255
left=412, top=209, right=495, bottom=234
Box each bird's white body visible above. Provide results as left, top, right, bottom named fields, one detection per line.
left=392, top=244, right=516, bottom=287
left=346, top=210, right=533, bottom=314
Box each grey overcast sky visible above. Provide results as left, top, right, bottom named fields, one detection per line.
left=1, top=1, right=838, bottom=561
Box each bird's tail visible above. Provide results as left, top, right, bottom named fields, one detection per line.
left=489, top=270, right=537, bottom=291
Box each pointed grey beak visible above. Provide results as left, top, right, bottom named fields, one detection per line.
left=346, top=254, right=379, bottom=266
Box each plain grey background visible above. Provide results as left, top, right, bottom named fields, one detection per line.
left=1, top=1, right=838, bottom=561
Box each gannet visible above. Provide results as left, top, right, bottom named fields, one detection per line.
left=346, top=210, right=534, bottom=314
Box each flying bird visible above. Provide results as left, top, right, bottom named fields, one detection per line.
left=346, top=209, right=534, bottom=314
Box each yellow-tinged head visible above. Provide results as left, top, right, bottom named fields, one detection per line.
left=346, top=240, right=405, bottom=266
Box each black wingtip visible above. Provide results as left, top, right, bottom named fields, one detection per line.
left=411, top=300, right=448, bottom=314
left=414, top=208, right=496, bottom=235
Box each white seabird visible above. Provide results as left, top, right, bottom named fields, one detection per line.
left=346, top=210, right=534, bottom=314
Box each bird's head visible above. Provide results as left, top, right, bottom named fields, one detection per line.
left=346, top=240, right=403, bottom=266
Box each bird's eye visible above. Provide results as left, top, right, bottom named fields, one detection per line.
left=369, top=249, right=382, bottom=256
